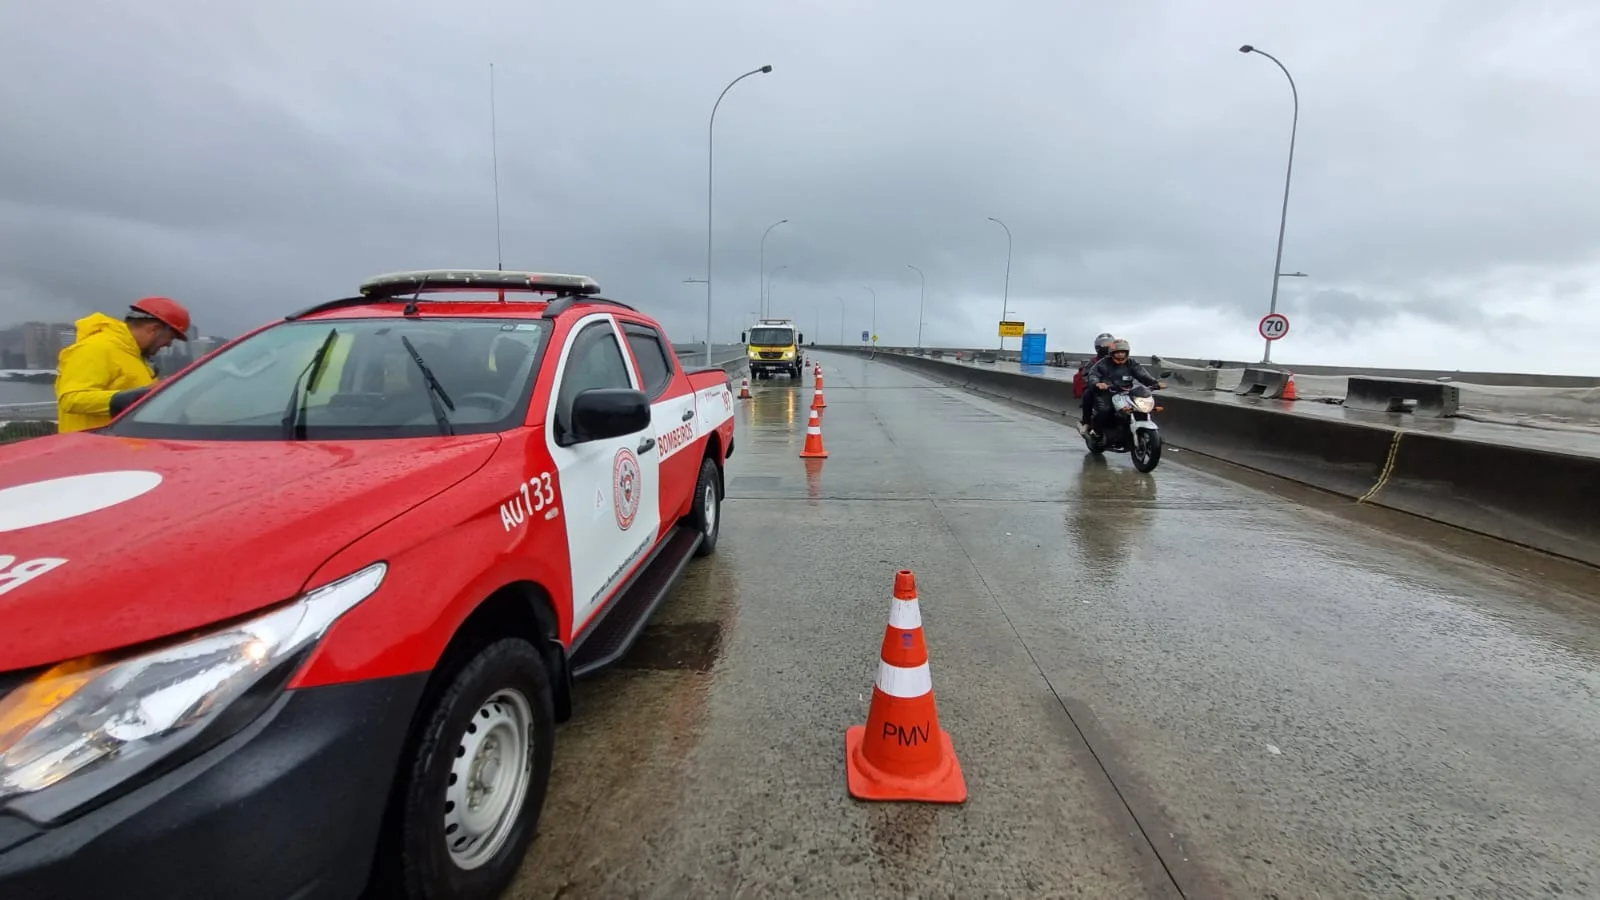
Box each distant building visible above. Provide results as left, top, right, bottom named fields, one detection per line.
left=0, top=325, right=23, bottom=368
left=3, top=315, right=231, bottom=373
left=22, top=322, right=57, bottom=369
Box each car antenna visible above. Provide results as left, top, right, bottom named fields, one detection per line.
left=490, top=61, right=508, bottom=302
left=403, top=275, right=428, bottom=316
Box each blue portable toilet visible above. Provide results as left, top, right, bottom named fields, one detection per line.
left=1020, top=330, right=1047, bottom=366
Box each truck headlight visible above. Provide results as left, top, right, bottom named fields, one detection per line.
left=780, top=349, right=794, bottom=359
left=0, top=563, right=385, bottom=818
left=747, top=348, right=760, bottom=359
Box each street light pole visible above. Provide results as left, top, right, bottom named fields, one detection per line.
left=766, top=264, right=788, bottom=317
left=759, top=218, right=788, bottom=318
left=1239, top=44, right=1298, bottom=365
left=862, top=285, right=876, bottom=344
left=705, top=64, right=774, bottom=367
left=987, top=217, right=1012, bottom=353
left=906, top=264, right=925, bottom=350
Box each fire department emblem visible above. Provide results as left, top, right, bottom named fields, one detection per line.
left=612, top=447, right=641, bottom=530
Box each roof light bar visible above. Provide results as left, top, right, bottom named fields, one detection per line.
left=358, top=269, right=602, bottom=299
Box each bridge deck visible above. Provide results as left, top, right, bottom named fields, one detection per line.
left=510, top=351, right=1600, bottom=899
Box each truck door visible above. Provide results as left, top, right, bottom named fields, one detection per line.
left=620, top=320, right=700, bottom=525
left=544, top=315, right=662, bottom=633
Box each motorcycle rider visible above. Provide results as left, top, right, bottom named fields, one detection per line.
left=1075, top=332, right=1117, bottom=435
left=1085, top=339, right=1165, bottom=435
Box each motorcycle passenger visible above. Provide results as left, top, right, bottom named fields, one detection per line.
left=1086, top=339, right=1165, bottom=435
left=1075, top=333, right=1117, bottom=435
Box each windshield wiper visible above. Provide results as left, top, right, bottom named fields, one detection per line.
left=401, top=335, right=456, bottom=436
left=281, top=327, right=340, bottom=440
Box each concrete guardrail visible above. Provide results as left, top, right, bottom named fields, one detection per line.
left=1345, top=376, right=1461, bottom=418
left=1234, top=366, right=1293, bottom=399
left=817, top=346, right=1600, bottom=568
left=831, top=344, right=1600, bottom=431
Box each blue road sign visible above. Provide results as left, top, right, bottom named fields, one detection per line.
left=861, top=330, right=870, bottom=342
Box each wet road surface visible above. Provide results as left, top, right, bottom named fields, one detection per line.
left=510, top=351, right=1600, bottom=899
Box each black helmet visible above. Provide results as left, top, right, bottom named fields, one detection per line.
left=1093, top=333, right=1115, bottom=357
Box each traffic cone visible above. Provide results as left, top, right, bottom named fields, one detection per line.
left=811, top=372, right=827, bottom=410
left=1282, top=373, right=1298, bottom=401
left=845, top=570, right=967, bottom=804
left=799, top=408, right=828, bottom=458
left=738, top=376, right=752, bottom=400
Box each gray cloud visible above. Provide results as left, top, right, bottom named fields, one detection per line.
left=2, top=0, right=1599, bottom=367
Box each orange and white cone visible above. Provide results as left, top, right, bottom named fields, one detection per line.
left=799, top=408, right=828, bottom=458
left=1282, top=373, right=1298, bottom=401
left=846, top=570, right=966, bottom=803
left=811, top=371, right=827, bottom=410
left=738, top=376, right=752, bottom=400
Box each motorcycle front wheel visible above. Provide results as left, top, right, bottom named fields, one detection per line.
left=1131, top=429, right=1163, bottom=472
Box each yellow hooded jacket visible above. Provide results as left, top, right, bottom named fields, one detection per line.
left=54, top=313, right=157, bottom=433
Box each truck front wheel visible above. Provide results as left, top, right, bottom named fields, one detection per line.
left=394, top=638, right=555, bottom=900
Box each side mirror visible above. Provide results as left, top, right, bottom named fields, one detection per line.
left=740, top=331, right=747, bottom=344
left=798, top=332, right=804, bottom=344
left=568, top=388, right=650, bottom=444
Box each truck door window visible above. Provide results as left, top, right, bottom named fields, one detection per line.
left=622, top=323, right=675, bottom=399
left=554, top=321, right=635, bottom=441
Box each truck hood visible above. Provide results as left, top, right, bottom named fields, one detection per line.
left=0, top=431, right=500, bottom=670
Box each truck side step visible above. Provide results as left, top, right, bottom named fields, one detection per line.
left=569, top=526, right=703, bottom=678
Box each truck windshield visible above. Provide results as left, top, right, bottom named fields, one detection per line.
left=107, top=317, right=551, bottom=441
left=748, top=327, right=794, bottom=346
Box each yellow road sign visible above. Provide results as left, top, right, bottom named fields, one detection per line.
left=998, top=320, right=1025, bottom=338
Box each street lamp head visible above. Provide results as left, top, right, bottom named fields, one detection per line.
left=1239, top=44, right=1254, bottom=53
left=759, top=65, right=773, bottom=73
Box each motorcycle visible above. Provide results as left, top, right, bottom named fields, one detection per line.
left=1083, top=383, right=1163, bottom=473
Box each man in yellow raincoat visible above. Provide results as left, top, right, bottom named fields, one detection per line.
left=55, top=296, right=192, bottom=433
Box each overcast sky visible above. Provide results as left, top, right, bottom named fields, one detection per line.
left=2, top=0, right=1598, bottom=373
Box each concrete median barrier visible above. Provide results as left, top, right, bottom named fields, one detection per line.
left=1345, top=376, right=1461, bottom=417
left=1235, top=366, right=1291, bottom=399
left=1154, top=395, right=1398, bottom=498
left=1369, top=433, right=1600, bottom=566
left=818, top=347, right=1600, bottom=567
left=1158, top=362, right=1221, bottom=391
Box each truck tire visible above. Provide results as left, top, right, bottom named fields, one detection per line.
left=688, top=455, right=722, bottom=557
left=395, top=638, right=555, bottom=900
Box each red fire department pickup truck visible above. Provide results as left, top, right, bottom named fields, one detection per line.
left=0, top=269, right=737, bottom=900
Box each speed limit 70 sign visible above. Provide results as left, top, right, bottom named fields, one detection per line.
left=1258, top=313, right=1290, bottom=341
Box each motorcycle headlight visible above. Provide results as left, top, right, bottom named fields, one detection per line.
left=1132, top=396, right=1156, bottom=413
left=0, top=563, right=385, bottom=820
